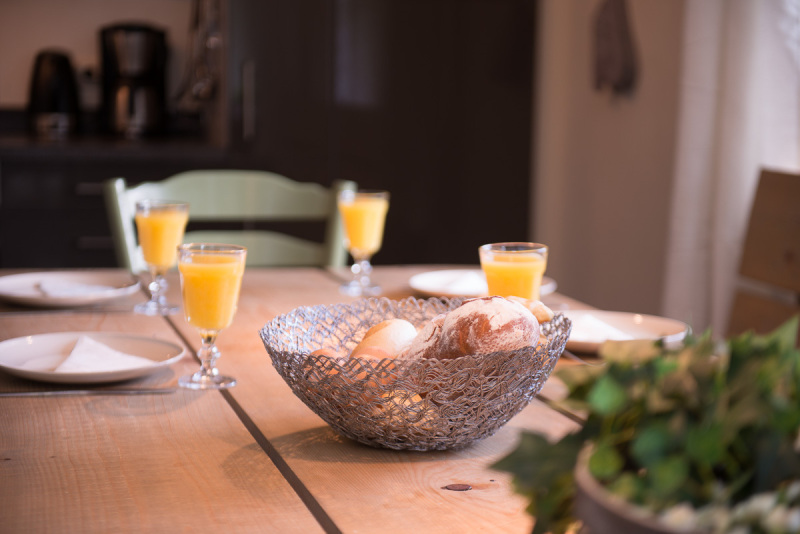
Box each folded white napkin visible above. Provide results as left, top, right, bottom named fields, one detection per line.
left=570, top=313, right=634, bottom=342
left=38, top=280, right=115, bottom=298
left=55, top=336, right=156, bottom=373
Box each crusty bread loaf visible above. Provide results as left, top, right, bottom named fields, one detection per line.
left=399, top=313, right=445, bottom=360
left=404, top=296, right=540, bottom=360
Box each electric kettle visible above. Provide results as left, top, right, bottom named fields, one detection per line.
left=27, top=50, right=81, bottom=139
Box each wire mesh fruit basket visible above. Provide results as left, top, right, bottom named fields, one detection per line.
left=259, top=297, right=571, bottom=451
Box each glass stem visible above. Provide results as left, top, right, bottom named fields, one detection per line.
left=148, top=269, right=168, bottom=304
left=198, top=332, right=220, bottom=378
left=351, top=258, right=373, bottom=289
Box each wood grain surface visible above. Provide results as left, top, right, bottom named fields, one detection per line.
left=1, top=265, right=588, bottom=533
left=169, top=266, right=583, bottom=534
left=0, top=307, right=324, bottom=533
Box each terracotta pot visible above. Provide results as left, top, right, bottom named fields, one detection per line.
left=573, top=447, right=706, bottom=534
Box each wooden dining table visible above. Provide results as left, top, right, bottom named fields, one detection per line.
left=0, top=265, right=593, bottom=533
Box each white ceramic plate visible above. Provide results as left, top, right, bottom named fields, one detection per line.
left=0, top=332, right=186, bottom=384
left=0, top=271, right=140, bottom=308
left=409, top=268, right=557, bottom=299
left=563, top=310, right=690, bottom=354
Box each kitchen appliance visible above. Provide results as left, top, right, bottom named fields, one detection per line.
left=27, top=50, right=81, bottom=139
left=100, top=23, right=167, bottom=138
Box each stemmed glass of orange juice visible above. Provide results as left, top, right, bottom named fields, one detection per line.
left=479, top=242, right=549, bottom=300
left=337, top=190, right=390, bottom=297
left=134, top=200, right=189, bottom=315
left=177, top=243, right=247, bottom=390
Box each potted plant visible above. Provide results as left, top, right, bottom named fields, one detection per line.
left=494, top=317, right=800, bottom=534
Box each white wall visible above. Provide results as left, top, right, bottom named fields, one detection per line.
left=532, top=0, right=685, bottom=314
left=0, top=0, right=192, bottom=110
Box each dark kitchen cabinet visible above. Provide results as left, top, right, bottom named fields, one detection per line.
left=0, top=0, right=535, bottom=268
left=0, top=141, right=228, bottom=268
left=225, top=0, right=536, bottom=264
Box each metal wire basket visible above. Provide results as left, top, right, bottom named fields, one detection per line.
left=259, top=297, right=571, bottom=451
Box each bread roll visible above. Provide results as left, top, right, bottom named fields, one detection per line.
left=350, top=318, right=418, bottom=360
left=405, top=296, right=540, bottom=360
left=309, top=348, right=346, bottom=359
left=304, top=319, right=416, bottom=396
left=302, top=348, right=347, bottom=387
left=506, top=296, right=555, bottom=323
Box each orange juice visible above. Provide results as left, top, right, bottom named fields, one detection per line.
left=338, top=193, right=389, bottom=259
left=179, top=253, right=245, bottom=332
left=479, top=243, right=548, bottom=300
left=135, top=207, right=189, bottom=270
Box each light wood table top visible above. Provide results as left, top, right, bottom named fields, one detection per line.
left=0, top=265, right=590, bottom=533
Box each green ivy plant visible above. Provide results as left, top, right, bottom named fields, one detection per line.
left=494, top=316, right=800, bottom=534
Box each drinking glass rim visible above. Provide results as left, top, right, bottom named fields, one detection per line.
left=135, top=199, right=189, bottom=210
left=179, top=243, right=247, bottom=255
left=338, top=190, right=390, bottom=201
left=480, top=242, right=548, bottom=254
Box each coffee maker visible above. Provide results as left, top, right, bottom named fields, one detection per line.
left=100, top=23, right=167, bottom=138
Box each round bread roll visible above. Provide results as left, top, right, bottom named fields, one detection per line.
left=350, top=318, right=418, bottom=360
left=309, top=347, right=346, bottom=359
left=506, top=296, right=555, bottom=323
left=302, top=348, right=347, bottom=388
left=344, top=319, right=417, bottom=395
left=406, top=296, right=540, bottom=360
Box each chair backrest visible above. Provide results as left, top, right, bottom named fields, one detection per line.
left=727, top=169, right=800, bottom=342
left=104, top=170, right=357, bottom=272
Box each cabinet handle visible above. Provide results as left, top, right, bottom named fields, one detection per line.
left=242, top=59, right=256, bottom=141
left=75, top=182, right=104, bottom=196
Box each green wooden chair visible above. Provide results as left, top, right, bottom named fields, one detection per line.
left=104, top=170, right=357, bottom=272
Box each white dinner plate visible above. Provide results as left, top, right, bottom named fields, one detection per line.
left=0, top=332, right=186, bottom=384
left=0, top=271, right=140, bottom=308
left=563, top=310, right=690, bottom=354
left=409, top=268, right=557, bottom=299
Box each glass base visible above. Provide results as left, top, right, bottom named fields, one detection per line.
left=178, top=372, right=237, bottom=390
left=134, top=300, right=180, bottom=316
left=340, top=280, right=381, bottom=297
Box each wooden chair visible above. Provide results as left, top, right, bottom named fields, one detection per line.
left=104, top=170, right=357, bottom=272
left=727, top=169, right=800, bottom=343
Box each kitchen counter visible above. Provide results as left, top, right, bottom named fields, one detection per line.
left=0, top=134, right=228, bottom=161
left=0, top=126, right=231, bottom=268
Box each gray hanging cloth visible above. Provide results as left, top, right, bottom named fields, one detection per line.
left=593, top=0, right=638, bottom=95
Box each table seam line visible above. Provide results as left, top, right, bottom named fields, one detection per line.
left=535, top=394, right=586, bottom=425
left=164, top=316, right=343, bottom=534
left=220, top=389, right=344, bottom=534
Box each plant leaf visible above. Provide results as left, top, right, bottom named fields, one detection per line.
left=647, top=455, right=689, bottom=502
left=589, top=441, right=624, bottom=481
left=607, top=472, right=644, bottom=503
left=587, top=374, right=627, bottom=416
left=752, top=430, right=800, bottom=495
left=599, top=339, right=662, bottom=364
left=492, top=431, right=582, bottom=493
left=685, top=424, right=725, bottom=465
left=631, top=422, right=671, bottom=467
left=556, top=364, right=604, bottom=395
